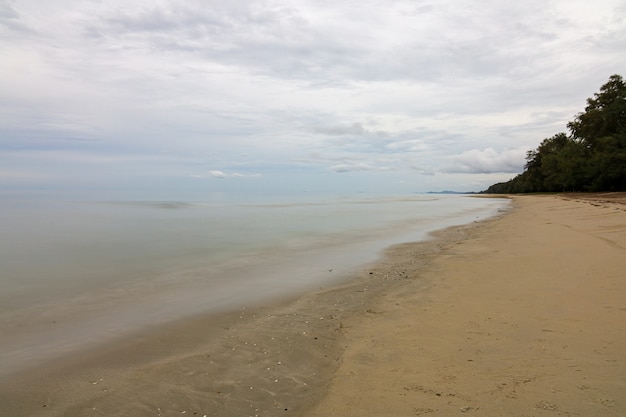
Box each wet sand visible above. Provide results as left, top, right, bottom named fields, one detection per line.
left=1, top=194, right=625, bottom=416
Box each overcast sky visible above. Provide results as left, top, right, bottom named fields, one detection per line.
left=1, top=0, right=625, bottom=199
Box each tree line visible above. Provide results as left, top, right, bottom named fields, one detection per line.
left=483, top=74, right=626, bottom=193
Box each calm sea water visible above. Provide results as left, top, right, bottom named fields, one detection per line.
left=0, top=193, right=508, bottom=377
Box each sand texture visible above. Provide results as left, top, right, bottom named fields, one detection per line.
left=1, top=194, right=625, bottom=416
left=304, top=194, right=626, bottom=417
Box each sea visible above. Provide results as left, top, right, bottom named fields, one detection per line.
left=0, top=193, right=509, bottom=378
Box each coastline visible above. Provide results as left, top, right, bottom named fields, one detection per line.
left=0, top=198, right=505, bottom=417
left=305, top=194, right=626, bottom=417
left=0, top=194, right=506, bottom=380
left=1, top=194, right=625, bottom=416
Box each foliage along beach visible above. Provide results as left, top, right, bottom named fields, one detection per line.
left=485, top=75, right=626, bottom=193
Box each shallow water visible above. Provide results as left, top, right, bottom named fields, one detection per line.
left=0, top=193, right=508, bottom=377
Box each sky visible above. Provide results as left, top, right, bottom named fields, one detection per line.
left=1, top=0, right=625, bottom=199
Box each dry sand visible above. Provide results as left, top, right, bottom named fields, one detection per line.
left=1, top=194, right=625, bottom=417
left=305, top=194, right=626, bottom=417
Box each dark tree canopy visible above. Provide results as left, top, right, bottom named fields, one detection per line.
left=484, top=74, right=626, bottom=193
left=568, top=74, right=626, bottom=146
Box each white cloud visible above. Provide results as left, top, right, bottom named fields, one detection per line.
left=203, top=170, right=261, bottom=179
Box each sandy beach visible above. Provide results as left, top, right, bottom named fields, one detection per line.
left=1, top=194, right=625, bottom=416
left=305, top=194, right=626, bottom=417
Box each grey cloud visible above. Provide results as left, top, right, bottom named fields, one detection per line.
left=0, top=169, right=52, bottom=181
left=496, top=110, right=572, bottom=141
left=444, top=148, right=527, bottom=174
left=409, top=164, right=436, bottom=176
left=298, top=151, right=397, bottom=173
left=8, top=0, right=623, bottom=89
left=10, top=0, right=615, bottom=107
left=0, top=0, right=30, bottom=34
left=82, top=2, right=360, bottom=82
left=75, top=1, right=506, bottom=84
left=308, top=120, right=462, bottom=157
left=0, top=0, right=18, bottom=20
left=2, top=0, right=626, bottom=195
left=311, top=123, right=370, bottom=136
left=384, top=129, right=465, bottom=153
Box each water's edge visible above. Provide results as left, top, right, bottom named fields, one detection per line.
left=0, top=195, right=510, bottom=379
left=0, top=198, right=513, bottom=417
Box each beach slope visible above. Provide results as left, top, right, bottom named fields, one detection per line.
left=304, top=194, right=626, bottom=416
left=1, top=195, right=625, bottom=416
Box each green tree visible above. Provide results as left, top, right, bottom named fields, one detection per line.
left=585, top=133, right=626, bottom=191
left=568, top=74, right=626, bottom=148
left=484, top=74, right=626, bottom=193
left=567, top=74, right=626, bottom=191
left=538, top=133, right=587, bottom=191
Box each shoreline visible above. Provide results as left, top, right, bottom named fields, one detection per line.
left=0, top=199, right=506, bottom=416
left=305, top=194, right=626, bottom=416
left=2, top=194, right=625, bottom=416
left=0, top=194, right=507, bottom=381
